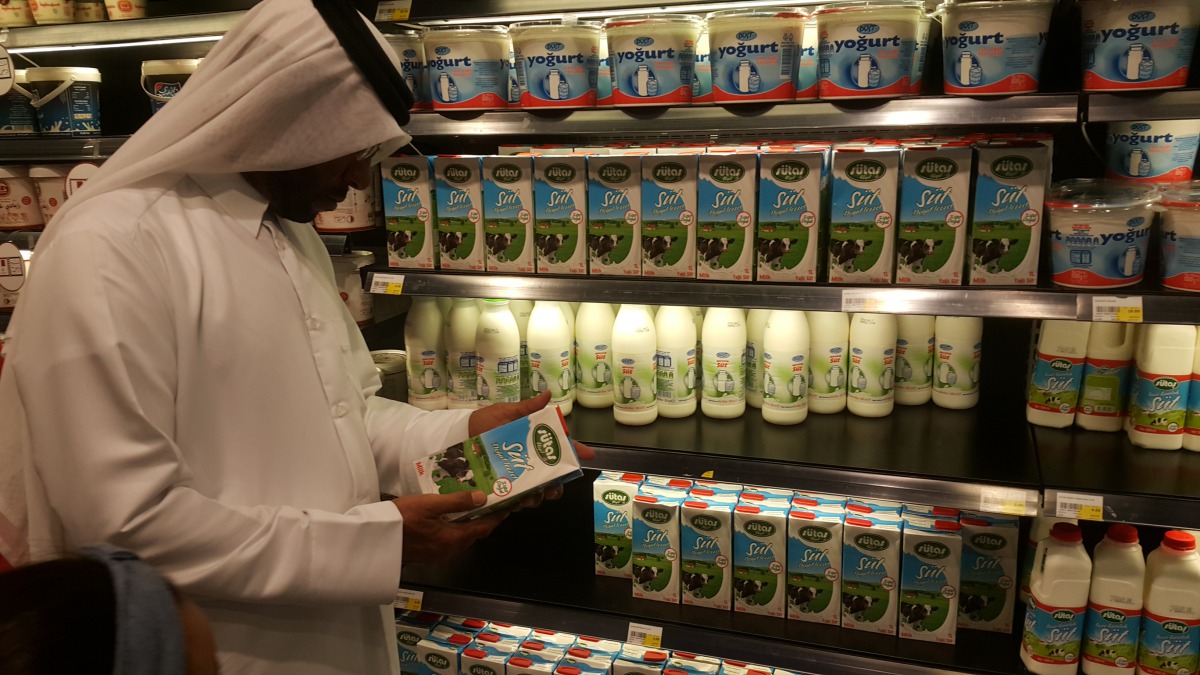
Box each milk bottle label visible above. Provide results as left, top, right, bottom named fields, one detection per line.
left=476, top=352, right=521, bottom=403
left=1083, top=5, right=1200, bottom=91
left=1106, top=121, right=1200, bottom=183
left=810, top=344, right=847, bottom=403
left=656, top=347, right=697, bottom=403
left=848, top=346, right=895, bottom=403
left=942, top=12, right=1050, bottom=94
left=409, top=347, right=447, bottom=404
left=970, top=146, right=1047, bottom=285
left=426, top=38, right=512, bottom=109
left=709, top=22, right=799, bottom=102
left=757, top=153, right=823, bottom=283
left=703, top=347, right=745, bottom=406
left=933, top=339, right=981, bottom=399
left=1083, top=603, right=1141, bottom=670
left=1162, top=212, right=1200, bottom=291
left=697, top=156, right=756, bottom=282
left=535, top=158, right=588, bottom=275
left=762, top=350, right=807, bottom=412
left=514, top=34, right=599, bottom=108
left=594, top=479, right=636, bottom=577
left=1129, top=369, right=1191, bottom=434
left=577, top=340, right=613, bottom=398
left=1137, top=612, right=1200, bottom=675
left=681, top=504, right=733, bottom=610
left=449, top=350, right=478, bottom=405
left=436, top=158, right=484, bottom=271
left=530, top=348, right=573, bottom=406
left=383, top=158, right=436, bottom=270
left=615, top=352, right=657, bottom=411
left=895, top=336, right=933, bottom=395
left=1188, top=378, right=1200, bottom=439
left=588, top=158, right=641, bottom=276
left=787, top=518, right=842, bottom=624
left=610, top=30, right=697, bottom=106
left=483, top=158, right=535, bottom=274
left=818, top=18, right=915, bottom=97
left=1028, top=352, right=1085, bottom=415
left=642, top=157, right=697, bottom=278
left=1078, top=358, right=1132, bottom=418
left=897, top=147, right=971, bottom=285
left=1022, top=598, right=1085, bottom=667
left=830, top=150, right=899, bottom=284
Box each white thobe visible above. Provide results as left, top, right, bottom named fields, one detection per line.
left=2, top=172, right=471, bottom=674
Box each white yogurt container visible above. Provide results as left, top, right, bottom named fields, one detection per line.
left=510, top=20, right=603, bottom=109
left=1081, top=0, right=1200, bottom=91
left=910, top=13, right=932, bottom=94
left=0, top=166, right=46, bottom=231
left=29, top=164, right=71, bottom=223
left=26, top=67, right=101, bottom=137
left=331, top=251, right=375, bottom=326
left=141, top=59, right=201, bottom=115
left=1160, top=181, right=1200, bottom=292
left=1105, top=119, right=1200, bottom=183
left=74, top=0, right=103, bottom=22
left=424, top=26, right=513, bottom=111
left=939, top=0, right=1054, bottom=96
left=797, top=18, right=820, bottom=99
left=315, top=184, right=378, bottom=233
left=0, top=71, right=37, bottom=138
left=1045, top=179, right=1161, bottom=289
left=604, top=14, right=702, bottom=107
left=29, top=0, right=73, bottom=25
left=104, top=0, right=145, bottom=20
left=693, top=28, right=714, bottom=103
left=385, top=30, right=429, bottom=110
left=706, top=8, right=805, bottom=103
left=598, top=35, right=614, bottom=106
left=0, top=0, right=36, bottom=27
left=815, top=0, right=923, bottom=99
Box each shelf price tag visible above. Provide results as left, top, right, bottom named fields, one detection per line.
left=979, top=487, right=1033, bottom=516
left=374, top=0, right=412, bottom=21
left=370, top=273, right=405, bottom=296
left=1091, top=296, right=1143, bottom=323
left=392, top=588, right=423, bottom=611
left=626, top=622, right=663, bottom=648
left=840, top=289, right=887, bottom=313
left=1055, top=492, right=1104, bottom=521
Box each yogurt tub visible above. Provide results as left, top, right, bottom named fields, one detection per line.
left=1160, top=181, right=1200, bottom=292
left=1105, top=118, right=1200, bottom=183
left=0, top=167, right=46, bottom=231
left=29, top=0, right=73, bottom=25
left=1, top=71, right=37, bottom=138
left=1045, top=179, right=1162, bottom=289
left=104, top=0, right=145, bottom=20
left=1080, top=0, right=1200, bottom=91
left=384, top=30, right=429, bottom=110
left=74, top=0, right=103, bottom=21
left=141, top=59, right=201, bottom=115
left=909, top=12, right=931, bottom=94
left=29, top=165, right=71, bottom=223
left=424, top=26, right=513, bottom=111
left=693, top=28, right=714, bottom=103
left=27, top=67, right=101, bottom=137
left=604, top=14, right=702, bottom=107
left=315, top=184, right=377, bottom=233
left=938, top=0, right=1054, bottom=96
left=330, top=251, right=375, bottom=327
left=598, top=35, right=614, bottom=106
left=510, top=20, right=602, bottom=109
left=0, top=0, right=36, bottom=27
left=814, top=0, right=923, bottom=99
left=797, top=17, right=819, bottom=99
left=706, top=8, right=805, bottom=103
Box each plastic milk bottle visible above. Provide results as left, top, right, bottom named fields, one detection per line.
left=808, top=311, right=849, bottom=414
left=702, top=307, right=747, bottom=419
left=1021, top=522, right=1092, bottom=675
left=895, top=314, right=934, bottom=406
left=576, top=302, right=616, bottom=408
left=1128, top=324, right=1196, bottom=450
left=475, top=299, right=521, bottom=405
left=1027, top=320, right=1092, bottom=428
left=404, top=297, right=448, bottom=410
left=932, top=316, right=983, bottom=410
left=528, top=301, right=575, bottom=415
left=1082, top=524, right=1144, bottom=675
left=655, top=305, right=698, bottom=418
left=612, top=304, right=659, bottom=426
left=847, top=313, right=898, bottom=418
left=761, top=310, right=810, bottom=426
left=1077, top=323, right=1136, bottom=433
left=447, top=298, right=481, bottom=409
left=1138, top=531, right=1200, bottom=675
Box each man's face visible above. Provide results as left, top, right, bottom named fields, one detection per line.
left=243, top=150, right=373, bottom=223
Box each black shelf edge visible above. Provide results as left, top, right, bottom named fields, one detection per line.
left=0, top=136, right=129, bottom=163
left=1086, top=90, right=1200, bottom=123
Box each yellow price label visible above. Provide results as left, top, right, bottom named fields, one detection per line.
left=642, top=634, right=663, bottom=649
left=1115, top=306, right=1143, bottom=323
left=384, top=282, right=404, bottom=296
left=370, top=273, right=406, bottom=296
left=393, top=589, right=423, bottom=611
left=374, top=1, right=412, bottom=21
left=627, top=622, right=663, bottom=647
left=701, top=471, right=714, bottom=479
left=1076, top=505, right=1104, bottom=521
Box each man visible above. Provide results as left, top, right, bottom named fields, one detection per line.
left=0, top=1, right=589, bottom=673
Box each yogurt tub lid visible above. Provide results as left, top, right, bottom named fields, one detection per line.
left=371, top=350, right=407, bottom=374
left=0, top=166, right=29, bottom=179
left=603, top=14, right=704, bottom=29
left=510, top=19, right=603, bottom=34
left=384, top=28, right=425, bottom=38
left=28, top=164, right=73, bottom=178
left=26, top=67, right=102, bottom=83
left=1045, top=179, right=1162, bottom=211
left=706, top=7, right=808, bottom=20
left=141, top=59, right=202, bottom=75
left=1159, top=181, right=1200, bottom=209
left=423, top=24, right=510, bottom=37
left=938, top=0, right=1055, bottom=11
left=815, top=0, right=924, bottom=14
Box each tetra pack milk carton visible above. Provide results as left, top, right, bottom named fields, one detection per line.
left=632, top=494, right=683, bottom=604
left=842, top=513, right=904, bottom=635
left=611, top=645, right=669, bottom=675
left=397, top=611, right=444, bottom=675
left=416, top=629, right=474, bottom=675
left=534, top=156, right=588, bottom=275
left=899, top=515, right=962, bottom=644
left=462, top=640, right=519, bottom=675
left=483, top=156, right=536, bottom=274
left=435, top=156, right=485, bottom=271
left=642, top=155, right=698, bottom=278
left=594, top=471, right=643, bottom=578
left=697, top=154, right=756, bottom=282
left=787, top=505, right=845, bottom=625
left=757, top=149, right=826, bottom=283
left=969, top=142, right=1049, bottom=286
left=681, top=498, right=735, bottom=610
left=572, top=637, right=622, bottom=658
left=829, top=147, right=901, bottom=284
left=733, top=501, right=788, bottom=618
left=897, top=144, right=972, bottom=286
left=382, top=157, right=437, bottom=270
left=588, top=156, right=642, bottom=276
left=958, top=512, right=1020, bottom=634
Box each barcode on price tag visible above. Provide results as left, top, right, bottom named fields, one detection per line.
left=374, top=0, right=413, bottom=21
left=392, top=588, right=423, bottom=611
left=840, top=289, right=887, bottom=313
left=370, top=273, right=406, bottom=296
left=626, top=622, right=663, bottom=648
left=979, top=487, right=1032, bottom=516
left=1091, top=296, right=1143, bottom=323
left=1055, top=492, right=1104, bottom=521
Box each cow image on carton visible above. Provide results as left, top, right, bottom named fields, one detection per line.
left=383, top=157, right=438, bottom=270
left=697, top=154, right=757, bottom=282
left=969, top=142, right=1049, bottom=286
left=633, top=494, right=683, bottom=603
left=483, top=156, right=536, bottom=274
left=435, top=156, right=485, bottom=271
left=757, top=149, right=827, bottom=283
left=897, top=144, right=972, bottom=286
left=829, top=147, right=900, bottom=284
left=413, top=407, right=582, bottom=520
left=842, top=514, right=904, bottom=635
left=733, top=501, right=788, bottom=618
left=642, top=155, right=698, bottom=278
left=899, top=515, right=962, bottom=644
left=958, top=512, right=1020, bottom=634
left=681, top=499, right=735, bottom=610
left=588, top=156, right=642, bottom=276
left=534, top=156, right=589, bottom=274
left=594, top=471, right=644, bottom=577
left=787, top=505, right=845, bottom=625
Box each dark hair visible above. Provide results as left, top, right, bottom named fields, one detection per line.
left=0, top=557, right=116, bottom=675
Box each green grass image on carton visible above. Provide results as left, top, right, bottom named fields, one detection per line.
left=632, top=553, right=673, bottom=593
left=758, top=223, right=811, bottom=272
left=1139, top=640, right=1198, bottom=674
left=734, top=566, right=778, bottom=607
left=787, top=572, right=835, bottom=614
left=439, top=217, right=477, bottom=261
left=829, top=223, right=888, bottom=274
left=387, top=215, right=428, bottom=259
left=595, top=531, right=632, bottom=571
left=589, top=221, right=634, bottom=266
left=642, top=220, right=690, bottom=268
left=959, top=579, right=1008, bottom=623
left=842, top=580, right=891, bottom=624
left=429, top=439, right=499, bottom=495
left=900, top=589, right=951, bottom=633
left=970, top=222, right=1032, bottom=274
left=485, top=219, right=528, bottom=263
left=697, top=223, right=747, bottom=271
left=681, top=560, right=724, bottom=600
left=897, top=222, right=955, bottom=274
left=535, top=220, right=580, bottom=264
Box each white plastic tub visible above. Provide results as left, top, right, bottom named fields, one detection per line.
left=1160, top=181, right=1200, bottom=292
left=424, top=26, right=513, bottom=111
left=26, top=67, right=101, bottom=137
left=706, top=7, right=806, bottom=103
left=814, top=0, right=924, bottom=99
left=510, top=21, right=602, bottom=109
left=1080, top=0, right=1200, bottom=91
left=604, top=14, right=702, bottom=107
left=29, top=164, right=71, bottom=223
left=141, top=59, right=201, bottom=115
left=1045, top=179, right=1161, bottom=289
left=939, top=0, right=1055, bottom=96
left=30, top=0, right=73, bottom=25
left=104, top=0, right=146, bottom=20
left=331, top=251, right=375, bottom=327
left=1105, top=119, right=1200, bottom=183
left=384, top=30, right=429, bottom=110
left=0, top=166, right=45, bottom=231
left=0, top=0, right=35, bottom=27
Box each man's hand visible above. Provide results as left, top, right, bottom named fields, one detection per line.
left=392, top=492, right=505, bottom=565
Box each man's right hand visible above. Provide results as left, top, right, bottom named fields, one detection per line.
left=391, top=492, right=505, bottom=565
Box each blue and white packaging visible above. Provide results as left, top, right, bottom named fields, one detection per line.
left=416, top=629, right=474, bottom=675
left=598, top=36, right=614, bottom=106
left=27, top=66, right=101, bottom=137
left=814, top=3, right=921, bottom=99
left=829, top=146, right=900, bottom=284
left=958, top=512, right=1020, bottom=634
left=595, top=471, right=644, bottom=578
left=524, top=630, right=577, bottom=652
left=1081, top=0, right=1200, bottom=92
left=1105, top=119, right=1200, bottom=183
left=693, top=29, right=714, bottom=103
left=611, top=645, right=669, bottom=675
left=383, top=157, right=437, bottom=270
left=463, top=640, right=520, bottom=675
left=572, top=637, right=623, bottom=658
left=435, top=156, right=485, bottom=271
left=793, top=492, right=848, bottom=510
left=897, top=143, right=971, bottom=286
left=1045, top=179, right=1161, bottom=289
left=605, top=15, right=701, bottom=106
left=757, top=149, right=825, bottom=283
left=1161, top=182, right=1200, bottom=293
left=633, top=494, right=683, bottom=604
left=425, top=27, right=512, bottom=111
left=969, top=142, right=1049, bottom=286
left=511, top=21, right=603, bottom=109
left=0, top=70, right=36, bottom=137
left=680, top=498, right=735, bottom=610
left=706, top=9, right=804, bottom=103
left=559, top=647, right=616, bottom=675
left=697, top=154, right=757, bottom=282
left=484, top=624, right=534, bottom=643
left=384, top=31, right=429, bottom=110
left=535, top=156, right=589, bottom=274
left=666, top=653, right=721, bottom=675
left=842, top=513, right=904, bottom=635
left=483, top=156, right=536, bottom=274
left=786, top=506, right=845, bottom=625
left=940, top=1, right=1054, bottom=96
left=641, top=155, right=698, bottom=278
left=899, top=515, right=962, bottom=644
left=508, top=643, right=565, bottom=675
left=733, top=500, right=788, bottom=618
left=397, top=611, right=444, bottom=675
left=588, top=156, right=642, bottom=276
left=797, top=19, right=819, bottom=99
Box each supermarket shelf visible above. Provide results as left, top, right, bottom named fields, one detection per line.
left=399, top=476, right=1024, bottom=675
left=0, top=12, right=239, bottom=50
left=403, top=95, right=1080, bottom=137
left=1086, top=89, right=1200, bottom=123
left=0, top=136, right=129, bottom=162
left=1035, top=427, right=1200, bottom=531
left=568, top=404, right=1041, bottom=517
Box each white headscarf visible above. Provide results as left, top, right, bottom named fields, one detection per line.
left=0, top=0, right=413, bottom=566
